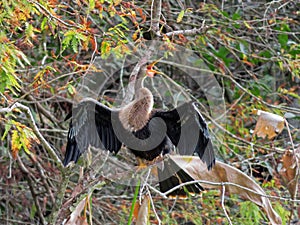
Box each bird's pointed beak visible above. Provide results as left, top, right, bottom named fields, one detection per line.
left=146, top=68, right=158, bottom=78
left=146, top=58, right=163, bottom=78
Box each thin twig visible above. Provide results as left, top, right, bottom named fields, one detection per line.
left=148, top=179, right=300, bottom=202
left=28, top=0, right=83, bottom=30
left=221, top=184, right=232, bottom=225
left=158, top=59, right=300, bottom=114
left=147, top=189, right=162, bottom=225
left=165, top=21, right=209, bottom=37
left=21, top=91, right=63, bottom=129
left=16, top=156, right=47, bottom=225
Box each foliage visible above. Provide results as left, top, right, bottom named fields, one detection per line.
left=0, top=0, right=299, bottom=224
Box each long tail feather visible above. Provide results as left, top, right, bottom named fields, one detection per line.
left=157, top=157, right=203, bottom=197
left=63, top=139, right=81, bottom=166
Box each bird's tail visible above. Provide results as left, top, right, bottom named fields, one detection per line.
left=63, top=137, right=81, bottom=166
left=157, top=156, right=203, bottom=197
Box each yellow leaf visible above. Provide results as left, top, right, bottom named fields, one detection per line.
left=177, top=10, right=185, bottom=23
left=244, top=21, right=252, bottom=30
left=101, top=41, right=111, bottom=58
left=113, top=0, right=122, bottom=6
left=132, top=30, right=139, bottom=41
left=11, top=130, right=21, bottom=159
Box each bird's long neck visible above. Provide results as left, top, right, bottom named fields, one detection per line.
left=119, top=87, right=154, bottom=132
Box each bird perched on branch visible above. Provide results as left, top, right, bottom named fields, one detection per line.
left=63, top=68, right=215, bottom=196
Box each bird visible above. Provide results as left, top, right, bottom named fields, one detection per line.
left=63, top=71, right=215, bottom=196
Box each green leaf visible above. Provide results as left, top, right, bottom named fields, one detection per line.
left=40, top=17, right=48, bottom=31
left=61, top=34, right=73, bottom=52
left=214, top=47, right=234, bottom=66
left=101, top=41, right=111, bottom=58
left=127, top=179, right=140, bottom=225
left=76, top=33, right=88, bottom=41
left=21, top=130, right=31, bottom=155
left=239, top=201, right=263, bottom=224
left=278, top=34, right=288, bottom=49
left=177, top=10, right=185, bottom=23
left=25, top=22, right=34, bottom=39
left=1, top=122, right=12, bottom=141
left=67, top=83, right=76, bottom=95
left=274, top=202, right=289, bottom=225
left=89, top=0, right=95, bottom=11
left=232, top=12, right=241, bottom=20
left=71, top=36, right=79, bottom=53
left=250, top=85, right=260, bottom=97
left=30, top=204, right=37, bottom=220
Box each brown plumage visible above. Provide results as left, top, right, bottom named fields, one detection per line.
left=118, top=88, right=153, bottom=132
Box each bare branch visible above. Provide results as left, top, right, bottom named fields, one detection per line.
left=149, top=179, right=300, bottom=202
left=165, top=22, right=209, bottom=37
left=151, top=0, right=162, bottom=36
left=16, top=156, right=47, bottom=225
left=221, top=184, right=232, bottom=225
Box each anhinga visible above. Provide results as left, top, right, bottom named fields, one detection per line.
left=63, top=70, right=215, bottom=196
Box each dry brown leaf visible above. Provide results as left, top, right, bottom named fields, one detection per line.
left=65, top=195, right=89, bottom=225
left=167, top=155, right=282, bottom=225
left=136, top=196, right=150, bottom=225
left=280, top=148, right=300, bottom=199
left=133, top=199, right=140, bottom=221
left=253, top=110, right=285, bottom=139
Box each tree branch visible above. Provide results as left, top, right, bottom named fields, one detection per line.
left=151, top=0, right=162, bottom=36
left=165, top=22, right=209, bottom=37
left=16, top=156, right=47, bottom=225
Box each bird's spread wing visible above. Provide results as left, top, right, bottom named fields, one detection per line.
left=152, top=102, right=215, bottom=170
left=63, top=99, right=122, bottom=166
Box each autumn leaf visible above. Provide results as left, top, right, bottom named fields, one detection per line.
left=101, top=41, right=111, bottom=58
left=11, top=129, right=22, bottom=159
left=253, top=109, right=285, bottom=139
left=65, top=195, right=89, bottom=225
left=279, top=147, right=300, bottom=199
left=177, top=10, right=185, bottom=23
left=136, top=7, right=146, bottom=23
left=10, top=121, right=40, bottom=159
left=135, top=196, right=150, bottom=225
left=164, top=155, right=282, bottom=225
left=133, top=199, right=140, bottom=221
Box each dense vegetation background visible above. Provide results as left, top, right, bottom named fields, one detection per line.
left=0, top=0, right=299, bottom=224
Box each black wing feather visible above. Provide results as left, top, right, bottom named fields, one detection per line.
left=152, top=102, right=215, bottom=170
left=63, top=99, right=122, bottom=166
